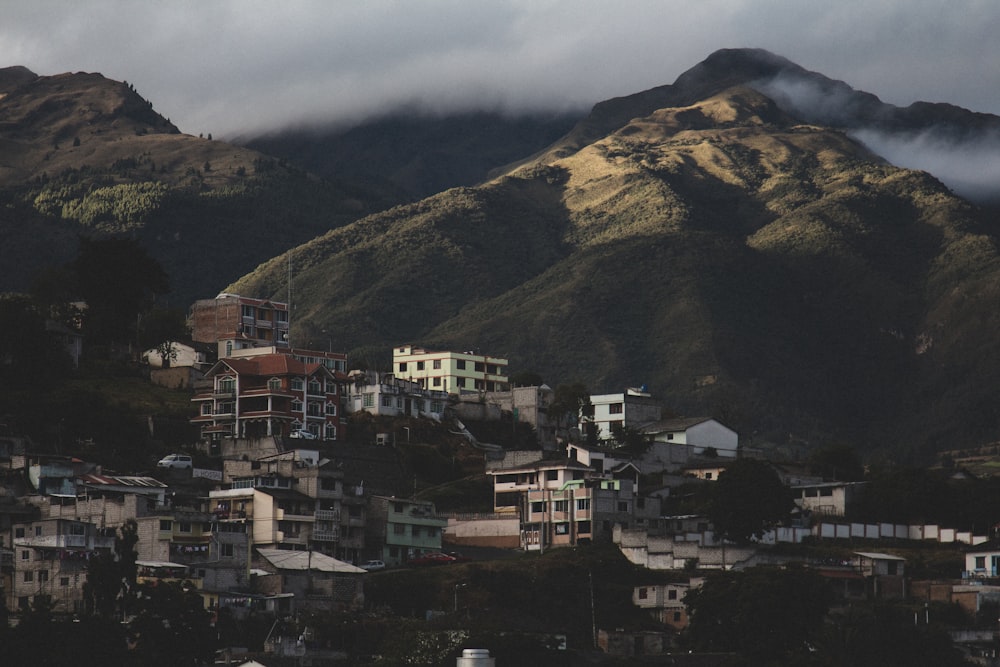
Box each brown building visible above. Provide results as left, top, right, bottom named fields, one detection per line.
left=190, top=293, right=290, bottom=358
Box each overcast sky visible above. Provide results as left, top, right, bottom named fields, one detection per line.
left=2, top=1, right=999, bottom=139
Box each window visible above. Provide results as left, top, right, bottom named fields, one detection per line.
left=381, top=396, right=393, bottom=408
left=412, top=526, right=421, bottom=538
left=242, top=305, right=254, bottom=318
left=393, top=524, right=405, bottom=535
left=179, top=522, right=192, bottom=533
left=23, top=571, right=33, bottom=583
left=426, top=527, right=437, bottom=537
left=433, top=359, right=441, bottom=369
left=432, top=377, right=441, bottom=387
left=416, top=361, right=424, bottom=371
left=35, top=526, right=42, bottom=536
left=15, top=527, right=24, bottom=538
left=431, top=401, right=444, bottom=413
left=555, top=523, right=568, bottom=534
left=554, top=500, right=568, bottom=512
left=21, top=550, right=30, bottom=560
left=396, top=398, right=403, bottom=408
left=609, top=403, right=623, bottom=414
left=975, top=556, right=986, bottom=570
left=531, top=502, right=546, bottom=513
left=217, top=401, right=234, bottom=414
left=578, top=521, right=591, bottom=534
left=291, top=400, right=303, bottom=412
left=456, top=360, right=466, bottom=370
left=308, top=379, right=322, bottom=394
left=325, top=424, right=337, bottom=440
left=38, top=570, right=48, bottom=583
left=546, top=470, right=558, bottom=481
left=291, top=378, right=304, bottom=391
left=326, top=402, right=337, bottom=415
left=486, top=364, right=497, bottom=374
left=474, top=362, right=484, bottom=372
left=325, top=380, right=337, bottom=394
left=276, top=310, right=288, bottom=323
left=268, top=377, right=281, bottom=391
left=307, top=401, right=322, bottom=417
left=201, top=403, right=212, bottom=415
left=221, top=543, right=234, bottom=558
left=218, top=377, right=235, bottom=393
left=673, top=611, right=682, bottom=622
left=159, top=520, right=172, bottom=531
left=393, top=502, right=404, bottom=512
left=69, top=524, right=86, bottom=536
left=668, top=588, right=677, bottom=600
left=576, top=499, right=590, bottom=511
left=398, top=363, right=407, bottom=373
left=60, top=577, right=69, bottom=587
left=638, top=587, right=648, bottom=600
left=618, top=501, right=629, bottom=512
left=704, top=472, right=713, bottom=480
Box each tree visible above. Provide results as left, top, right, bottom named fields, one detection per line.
left=548, top=382, right=591, bottom=442
left=707, top=459, right=794, bottom=543
left=129, top=581, right=216, bottom=666
left=72, top=237, right=170, bottom=347
left=809, top=443, right=865, bottom=481
left=83, top=519, right=138, bottom=619
left=683, top=565, right=833, bottom=665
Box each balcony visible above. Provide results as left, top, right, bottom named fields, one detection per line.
left=312, top=528, right=340, bottom=542
left=213, top=390, right=236, bottom=400
left=315, top=509, right=340, bottom=522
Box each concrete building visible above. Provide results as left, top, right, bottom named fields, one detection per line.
left=366, top=496, right=447, bottom=567
left=190, top=293, right=291, bottom=359
left=639, top=417, right=739, bottom=459
left=192, top=353, right=344, bottom=441
left=345, top=370, right=449, bottom=421
left=584, top=388, right=662, bottom=443
left=7, top=517, right=114, bottom=614
left=393, top=344, right=509, bottom=394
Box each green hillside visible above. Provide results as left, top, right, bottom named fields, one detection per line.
left=227, top=65, right=1000, bottom=459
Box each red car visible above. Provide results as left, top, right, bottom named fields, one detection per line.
left=408, top=552, right=456, bottom=566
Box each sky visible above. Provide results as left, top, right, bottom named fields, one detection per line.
left=3, top=1, right=999, bottom=140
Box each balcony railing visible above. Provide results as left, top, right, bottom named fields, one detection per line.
left=315, top=509, right=340, bottom=522
left=312, top=528, right=340, bottom=542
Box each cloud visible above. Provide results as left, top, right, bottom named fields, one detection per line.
left=850, top=128, right=1000, bottom=204
left=1, top=1, right=999, bottom=140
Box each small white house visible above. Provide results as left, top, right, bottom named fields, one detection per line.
left=965, top=543, right=1000, bottom=578
left=640, top=418, right=739, bottom=459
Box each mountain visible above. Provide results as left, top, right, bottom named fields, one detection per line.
left=226, top=49, right=1000, bottom=460
left=242, top=110, right=582, bottom=209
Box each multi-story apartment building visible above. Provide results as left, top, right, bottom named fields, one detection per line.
left=190, top=293, right=290, bottom=359
left=392, top=344, right=509, bottom=394
left=191, top=353, right=344, bottom=441
left=483, top=385, right=557, bottom=449
left=366, top=496, right=447, bottom=567
left=487, top=457, right=642, bottom=550
left=7, top=517, right=115, bottom=614
left=583, top=388, right=662, bottom=443
left=211, top=450, right=366, bottom=563
left=345, top=370, right=449, bottom=420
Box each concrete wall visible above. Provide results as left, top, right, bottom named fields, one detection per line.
left=444, top=515, right=520, bottom=548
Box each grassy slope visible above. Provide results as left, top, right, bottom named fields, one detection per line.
left=228, top=87, right=1000, bottom=458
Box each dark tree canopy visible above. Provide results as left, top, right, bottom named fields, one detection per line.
left=73, top=237, right=170, bottom=345
left=683, top=565, right=833, bottom=664
left=708, top=458, right=794, bottom=543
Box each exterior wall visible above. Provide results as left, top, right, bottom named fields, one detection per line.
left=794, top=482, right=864, bottom=517
left=965, top=549, right=1000, bottom=578
left=8, top=518, right=114, bottom=614
left=685, top=420, right=739, bottom=457
left=191, top=354, right=343, bottom=441
left=367, top=496, right=446, bottom=566
left=346, top=371, right=448, bottom=419
left=444, top=514, right=520, bottom=548
left=190, top=294, right=290, bottom=354
left=484, top=386, right=556, bottom=449
left=150, top=365, right=203, bottom=390
left=586, top=390, right=662, bottom=442
left=393, top=344, right=509, bottom=394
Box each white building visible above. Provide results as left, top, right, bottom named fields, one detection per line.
left=640, top=417, right=739, bottom=459
left=345, top=370, right=449, bottom=420
left=583, top=388, right=662, bottom=443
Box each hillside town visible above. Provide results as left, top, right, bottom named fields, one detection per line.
left=2, top=291, right=999, bottom=665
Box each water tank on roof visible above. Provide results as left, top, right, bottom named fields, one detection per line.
left=456, top=648, right=495, bottom=667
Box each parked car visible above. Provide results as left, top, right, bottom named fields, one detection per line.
left=360, top=560, right=386, bottom=572
left=446, top=551, right=472, bottom=563
left=408, top=552, right=456, bottom=567
left=290, top=429, right=317, bottom=440
left=157, top=454, right=193, bottom=469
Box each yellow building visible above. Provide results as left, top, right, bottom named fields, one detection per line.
left=392, top=344, right=509, bottom=394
